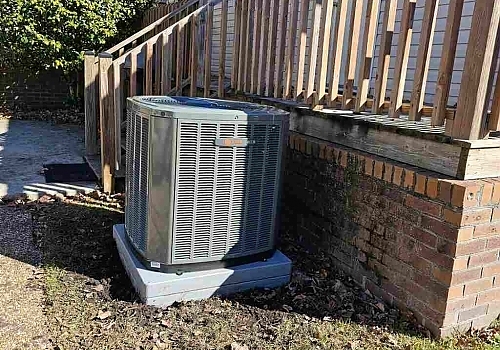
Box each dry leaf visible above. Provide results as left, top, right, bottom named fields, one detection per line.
left=97, top=310, right=112, bottom=320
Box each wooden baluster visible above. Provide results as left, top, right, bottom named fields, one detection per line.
left=372, top=0, right=397, bottom=114
left=113, top=61, right=122, bottom=172
left=305, top=0, right=322, bottom=103
left=98, top=53, right=115, bottom=193
left=328, top=0, right=348, bottom=106
left=274, top=0, right=289, bottom=98
left=237, top=0, right=249, bottom=92
left=204, top=5, right=214, bottom=97
left=161, top=31, right=173, bottom=95
left=189, top=14, right=199, bottom=97
left=84, top=51, right=98, bottom=155
left=388, top=0, right=416, bottom=119
left=244, top=0, right=253, bottom=92
left=176, top=24, right=185, bottom=95
left=251, top=0, right=263, bottom=94
left=130, top=51, right=137, bottom=97
left=145, top=42, right=154, bottom=95
left=409, top=0, right=439, bottom=121
left=218, top=0, right=228, bottom=97
left=155, top=36, right=162, bottom=95
left=257, top=0, right=271, bottom=95
left=355, top=0, right=381, bottom=112
left=283, top=0, right=298, bottom=99
left=341, top=0, right=363, bottom=110
left=231, top=0, right=242, bottom=89
left=490, top=46, right=500, bottom=131
left=295, top=0, right=310, bottom=101
left=431, top=0, right=465, bottom=126
left=315, top=0, right=334, bottom=105
left=265, top=0, right=279, bottom=96
left=451, top=0, right=500, bottom=139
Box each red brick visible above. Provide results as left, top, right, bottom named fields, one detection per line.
left=325, top=146, right=334, bottom=162
left=487, top=237, right=500, bottom=250
left=482, top=262, right=500, bottom=277
left=318, top=143, right=327, bottom=159
left=480, top=181, right=494, bottom=206
left=448, top=285, right=465, bottom=300
left=455, top=239, right=487, bottom=257
left=454, top=256, right=469, bottom=271
left=472, top=314, right=496, bottom=329
left=464, top=277, right=493, bottom=295
left=427, top=178, right=439, bottom=199
left=409, top=256, right=433, bottom=275
left=451, top=182, right=482, bottom=208
left=468, top=251, right=499, bottom=268
left=340, top=151, right=348, bottom=167
left=383, top=164, right=393, bottom=183
left=439, top=180, right=453, bottom=204
left=404, top=170, right=415, bottom=190
left=415, top=174, right=427, bottom=195
left=420, top=215, right=458, bottom=241
left=493, top=208, right=500, bottom=222
left=298, top=138, right=306, bottom=153
left=446, top=295, right=477, bottom=313
left=477, top=287, right=500, bottom=305
left=474, top=222, right=500, bottom=238
left=418, top=243, right=454, bottom=269
left=460, top=208, right=493, bottom=226
left=432, top=266, right=452, bottom=285
left=373, top=160, right=384, bottom=179
left=392, top=166, right=403, bottom=186
left=443, top=208, right=462, bottom=226
left=404, top=195, right=442, bottom=217
left=458, top=305, right=488, bottom=322
left=407, top=225, right=437, bottom=247
left=492, top=180, right=500, bottom=205
left=451, top=267, right=482, bottom=285
left=436, top=238, right=456, bottom=256
left=457, top=227, right=474, bottom=242
left=364, top=157, right=374, bottom=176
left=333, top=148, right=340, bottom=163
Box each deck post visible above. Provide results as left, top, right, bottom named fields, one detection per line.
left=449, top=0, right=500, bottom=140
left=84, top=51, right=98, bottom=155
left=98, top=53, right=116, bottom=193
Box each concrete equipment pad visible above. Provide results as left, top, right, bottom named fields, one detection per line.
left=0, top=119, right=96, bottom=199
left=113, top=224, right=292, bottom=307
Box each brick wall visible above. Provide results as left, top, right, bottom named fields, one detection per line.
left=281, top=132, right=500, bottom=337
left=0, top=69, right=72, bottom=110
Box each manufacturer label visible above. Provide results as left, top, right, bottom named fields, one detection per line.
left=150, top=261, right=161, bottom=268
left=215, top=138, right=254, bottom=147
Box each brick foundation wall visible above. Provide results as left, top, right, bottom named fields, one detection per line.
left=0, top=69, right=71, bottom=110
left=281, top=131, right=500, bottom=337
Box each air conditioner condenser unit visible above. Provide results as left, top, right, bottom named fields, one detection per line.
left=125, top=96, right=289, bottom=274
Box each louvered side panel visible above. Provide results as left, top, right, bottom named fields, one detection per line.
left=211, top=124, right=235, bottom=256
left=125, top=110, right=133, bottom=232
left=173, top=122, right=198, bottom=261
left=258, top=125, right=281, bottom=249
left=193, top=124, right=217, bottom=258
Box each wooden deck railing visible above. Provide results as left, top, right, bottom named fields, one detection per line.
left=229, top=0, right=500, bottom=141
left=85, top=0, right=500, bottom=192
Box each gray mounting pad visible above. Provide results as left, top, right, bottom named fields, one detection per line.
left=113, top=224, right=292, bottom=307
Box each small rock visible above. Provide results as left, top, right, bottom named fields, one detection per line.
left=97, top=310, right=112, bottom=320
left=231, top=342, right=249, bottom=350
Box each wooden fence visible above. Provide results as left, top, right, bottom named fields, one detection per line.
left=85, top=0, right=500, bottom=192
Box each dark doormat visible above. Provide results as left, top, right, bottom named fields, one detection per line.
left=43, top=163, right=97, bottom=183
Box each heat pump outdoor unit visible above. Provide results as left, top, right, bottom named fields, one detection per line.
left=125, top=96, right=289, bottom=273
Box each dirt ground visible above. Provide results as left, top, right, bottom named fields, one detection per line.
left=2, top=193, right=500, bottom=349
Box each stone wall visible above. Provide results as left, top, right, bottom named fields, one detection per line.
left=281, top=131, right=500, bottom=337
left=0, top=69, right=71, bottom=110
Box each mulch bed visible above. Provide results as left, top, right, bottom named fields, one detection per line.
left=8, top=192, right=498, bottom=349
